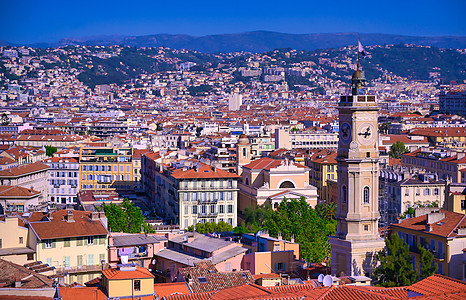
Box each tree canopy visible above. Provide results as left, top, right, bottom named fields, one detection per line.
left=188, top=221, right=233, bottom=234
left=373, top=234, right=418, bottom=287
left=388, top=141, right=409, bottom=159
left=98, top=198, right=154, bottom=233
left=241, top=197, right=336, bottom=264
left=45, top=145, right=57, bottom=157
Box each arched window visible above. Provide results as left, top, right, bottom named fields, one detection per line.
left=363, top=186, right=370, bottom=204
left=279, top=181, right=295, bottom=189
left=342, top=185, right=347, bottom=204
left=245, top=177, right=249, bottom=185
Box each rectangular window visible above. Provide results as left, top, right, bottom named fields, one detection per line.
left=126, top=166, right=130, bottom=172
left=45, top=239, right=53, bottom=248
left=19, top=237, right=23, bottom=244
left=201, top=205, right=206, bottom=214
left=99, top=253, right=105, bottom=264
left=219, top=205, right=225, bottom=214
left=77, top=238, right=83, bottom=246
left=183, top=193, right=189, bottom=201
left=424, top=188, right=430, bottom=196
left=88, top=254, right=94, bottom=265
left=134, top=279, right=141, bottom=291
left=46, top=258, right=52, bottom=266
left=434, top=188, right=439, bottom=195
left=192, top=206, right=198, bottom=214
left=228, top=205, right=233, bottom=213
left=228, top=218, right=233, bottom=225
left=87, top=236, right=94, bottom=245
left=275, top=262, right=285, bottom=271
left=77, top=255, right=82, bottom=266
left=225, top=263, right=231, bottom=271
left=64, top=238, right=70, bottom=247
left=185, top=205, right=188, bottom=215
left=227, top=192, right=233, bottom=201
left=461, top=200, right=466, bottom=210
left=64, top=256, right=70, bottom=267
left=210, top=205, right=215, bottom=213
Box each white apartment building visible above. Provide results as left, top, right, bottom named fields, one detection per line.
left=43, top=157, right=79, bottom=205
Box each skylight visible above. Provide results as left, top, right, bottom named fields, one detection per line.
left=198, top=277, right=208, bottom=283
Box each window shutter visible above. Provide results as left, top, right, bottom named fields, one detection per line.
left=52, top=240, right=56, bottom=248
left=77, top=238, right=83, bottom=246
left=99, top=236, right=105, bottom=245
left=42, top=241, right=45, bottom=249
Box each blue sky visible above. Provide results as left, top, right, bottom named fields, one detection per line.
left=1, top=0, right=465, bottom=44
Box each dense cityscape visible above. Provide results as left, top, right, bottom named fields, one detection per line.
left=1, top=4, right=466, bottom=299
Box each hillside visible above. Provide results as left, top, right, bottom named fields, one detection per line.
left=23, top=31, right=466, bottom=53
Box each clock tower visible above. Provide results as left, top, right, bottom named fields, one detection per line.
left=329, top=63, right=384, bottom=277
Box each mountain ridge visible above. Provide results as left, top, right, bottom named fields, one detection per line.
left=5, top=31, right=466, bottom=52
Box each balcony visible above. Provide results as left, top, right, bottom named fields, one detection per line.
left=198, top=198, right=218, bottom=204
left=122, top=251, right=149, bottom=259
left=198, top=212, right=218, bottom=217
left=55, top=264, right=109, bottom=274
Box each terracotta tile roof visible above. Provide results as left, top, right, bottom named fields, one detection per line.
left=28, top=210, right=108, bottom=240
left=58, top=287, right=107, bottom=300
left=178, top=261, right=254, bottom=293
left=43, top=157, right=78, bottom=163
left=0, top=162, right=49, bottom=178
left=102, top=266, right=154, bottom=280
left=406, top=274, right=466, bottom=296
left=209, top=284, right=272, bottom=300
left=391, top=210, right=466, bottom=238
left=410, top=128, right=466, bottom=137
left=0, top=186, right=40, bottom=198
left=243, top=157, right=305, bottom=171
left=154, top=282, right=191, bottom=298
left=0, top=259, right=53, bottom=288
left=170, top=163, right=240, bottom=179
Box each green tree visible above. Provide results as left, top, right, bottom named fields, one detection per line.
left=418, top=246, right=435, bottom=279
left=45, top=146, right=57, bottom=157
left=99, top=198, right=154, bottom=233
left=188, top=221, right=233, bottom=234
left=262, top=197, right=336, bottom=264
left=388, top=141, right=409, bottom=159
left=373, top=234, right=417, bottom=287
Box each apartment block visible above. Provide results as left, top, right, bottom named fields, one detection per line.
left=43, top=157, right=79, bottom=205
left=142, top=156, right=239, bottom=229
left=79, top=146, right=134, bottom=191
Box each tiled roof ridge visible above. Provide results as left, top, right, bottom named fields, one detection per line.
left=447, top=214, right=466, bottom=237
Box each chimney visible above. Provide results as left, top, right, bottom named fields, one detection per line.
left=91, top=212, right=99, bottom=221
left=67, top=210, right=74, bottom=222
left=426, top=211, right=445, bottom=224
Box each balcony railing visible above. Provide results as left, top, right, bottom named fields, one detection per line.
left=55, top=264, right=109, bottom=274
left=198, top=212, right=218, bottom=217
left=127, top=251, right=149, bottom=259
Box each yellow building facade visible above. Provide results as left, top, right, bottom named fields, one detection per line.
left=79, top=147, right=134, bottom=190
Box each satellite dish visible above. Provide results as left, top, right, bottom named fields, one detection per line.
left=323, top=275, right=333, bottom=287
left=318, top=274, right=325, bottom=283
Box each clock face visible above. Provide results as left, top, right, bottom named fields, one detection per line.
left=357, top=123, right=375, bottom=145
left=340, top=122, right=351, bottom=145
